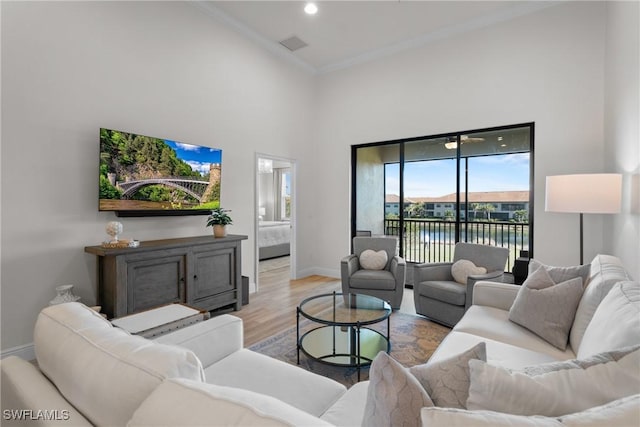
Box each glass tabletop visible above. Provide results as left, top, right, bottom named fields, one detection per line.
left=298, top=292, right=391, bottom=326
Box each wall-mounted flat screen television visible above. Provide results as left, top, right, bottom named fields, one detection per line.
left=99, top=128, right=221, bottom=217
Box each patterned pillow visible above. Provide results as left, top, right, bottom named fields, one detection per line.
left=451, top=260, right=487, bottom=285
left=359, top=250, right=388, bottom=270
left=363, top=352, right=433, bottom=427
left=509, top=266, right=583, bottom=350
left=410, top=342, right=486, bottom=409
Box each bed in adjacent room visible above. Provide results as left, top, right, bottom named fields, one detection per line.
left=258, top=220, right=290, bottom=260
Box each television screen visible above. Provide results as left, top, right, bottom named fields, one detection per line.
left=99, top=128, right=221, bottom=216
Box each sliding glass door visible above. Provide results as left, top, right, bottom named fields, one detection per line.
left=352, top=123, right=533, bottom=272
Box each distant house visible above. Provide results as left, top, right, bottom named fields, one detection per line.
left=385, top=191, right=529, bottom=221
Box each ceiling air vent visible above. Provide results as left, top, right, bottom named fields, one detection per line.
left=279, top=36, right=308, bottom=52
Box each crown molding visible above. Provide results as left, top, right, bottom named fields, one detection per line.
left=191, top=1, right=318, bottom=75
left=192, top=1, right=562, bottom=76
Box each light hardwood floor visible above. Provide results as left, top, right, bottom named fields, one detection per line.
left=234, top=262, right=342, bottom=347
left=234, top=259, right=417, bottom=347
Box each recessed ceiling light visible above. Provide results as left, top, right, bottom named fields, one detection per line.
left=304, top=3, right=318, bottom=15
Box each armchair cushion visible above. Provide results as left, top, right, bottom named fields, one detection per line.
left=350, top=269, right=396, bottom=290
left=417, top=280, right=466, bottom=306
left=451, top=260, right=487, bottom=285
left=359, top=249, right=388, bottom=270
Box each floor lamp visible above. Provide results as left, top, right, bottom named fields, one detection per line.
left=545, top=173, right=622, bottom=265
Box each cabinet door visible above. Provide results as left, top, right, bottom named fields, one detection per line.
left=191, top=247, right=235, bottom=302
left=126, top=254, right=186, bottom=314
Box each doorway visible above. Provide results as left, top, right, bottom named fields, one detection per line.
left=255, top=154, right=296, bottom=292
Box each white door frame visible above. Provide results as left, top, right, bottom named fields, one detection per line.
left=255, top=153, right=296, bottom=291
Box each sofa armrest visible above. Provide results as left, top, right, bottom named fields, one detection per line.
left=153, top=314, right=243, bottom=369
left=471, top=281, right=521, bottom=311
left=465, top=271, right=505, bottom=310
left=1, top=356, right=92, bottom=426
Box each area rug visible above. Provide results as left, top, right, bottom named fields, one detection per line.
left=249, top=312, right=450, bottom=387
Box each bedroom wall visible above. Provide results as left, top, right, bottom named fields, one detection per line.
left=302, top=1, right=608, bottom=278
left=0, top=1, right=314, bottom=355
left=604, top=1, right=640, bottom=280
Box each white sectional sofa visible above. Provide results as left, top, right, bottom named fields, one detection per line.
left=1, top=254, right=638, bottom=426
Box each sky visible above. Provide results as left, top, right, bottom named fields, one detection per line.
left=385, top=153, right=530, bottom=197
left=165, top=141, right=222, bottom=176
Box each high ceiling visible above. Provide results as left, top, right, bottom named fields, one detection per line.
left=199, top=1, right=559, bottom=73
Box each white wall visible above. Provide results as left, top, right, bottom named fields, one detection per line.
left=2, top=0, right=636, bottom=355
left=604, top=1, right=640, bottom=280
left=0, top=1, right=314, bottom=354
left=307, top=1, right=608, bottom=277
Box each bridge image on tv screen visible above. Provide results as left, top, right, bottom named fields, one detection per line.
left=99, top=128, right=221, bottom=213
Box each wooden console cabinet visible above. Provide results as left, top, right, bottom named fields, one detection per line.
left=85, top=235, right=247, bottom=319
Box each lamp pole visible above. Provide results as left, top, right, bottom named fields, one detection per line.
left=579, top=213, right=584, bottom=265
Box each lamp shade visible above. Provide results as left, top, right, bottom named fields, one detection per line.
left=545, top=174, right=622, bottom=214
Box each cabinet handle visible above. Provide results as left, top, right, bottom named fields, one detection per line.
left=180, top=277, right=185, bottom=283
left=193, top=275, right=198, bottom=280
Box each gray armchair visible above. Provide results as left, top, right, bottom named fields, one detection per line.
left=341, top=237, right=406, bottom=309
left=413, top=242, right=508, bottom=327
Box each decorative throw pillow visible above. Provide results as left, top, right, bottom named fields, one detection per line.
left=451, top=260, right=487, bottom=285
left=509, top=266, right=583, bottom=350
left=362, top=352, right=433, bottom=427
left=359, top=250, right=388, bottom=270
left=577, top=281, right=640, bottom=359
left=528, top=259, right=591, bottom=287
left=466, top=345, right=640, bottom=417
left=409, top=342, right=486, bottom=409
left=569, top=255, right=631, bottom=353
left=421, top=394, right=640, bottom=427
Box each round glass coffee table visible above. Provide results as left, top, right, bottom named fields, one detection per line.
left=296, top=292, right=391, bottom=380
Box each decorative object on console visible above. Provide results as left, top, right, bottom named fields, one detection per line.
left=49, top=284, right=81, bottom=305
left=545, top=173, right=622, bottom=264
left=105, top=221, right=123, bottom=242
left=206, top=207, right=233, bottom=238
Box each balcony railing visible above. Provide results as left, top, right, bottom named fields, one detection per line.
left=384, top=218, right=529, bottom=272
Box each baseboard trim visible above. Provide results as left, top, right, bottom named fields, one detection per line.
left=296, top=267, right=340, bottom=280
left=1, top=342, right=35, bottom=361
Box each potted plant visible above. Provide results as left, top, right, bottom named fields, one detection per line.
left=206, top=207, right=233, bottom=238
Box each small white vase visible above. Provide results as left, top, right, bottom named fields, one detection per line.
left=49, top=284, right=81, bottom=305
